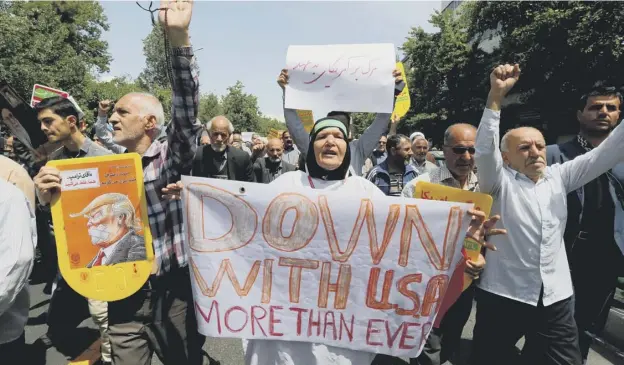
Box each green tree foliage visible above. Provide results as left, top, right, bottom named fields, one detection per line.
left=0, top=1, right=111, bottom=103
left=198, top=93, right=223, bottom=123
left=402, top=1, right=624, bottom=143
left=257, top=116, right=285, bottom=136
left=350, top=113, right=377, bottom=137
left=137, top=24, right=170, bottom=91
left=401, top=4, right=480, bottom=141
left=221, top=81, right=261, bottom=132
left=470, top=1, right=624, bottom=138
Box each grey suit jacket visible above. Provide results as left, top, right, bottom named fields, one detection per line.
left=87, top=230, right=147, bottom=267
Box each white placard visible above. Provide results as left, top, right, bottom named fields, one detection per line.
left=284, top=44, right=396, bottom=114
left=60, top=168, right=100, bottom=191
left=181, top=176, right=473, bottom=357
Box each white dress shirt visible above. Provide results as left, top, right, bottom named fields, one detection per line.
left=475, top=108, right=624, bottom=307
left=0, top=179, right=36, bottom=344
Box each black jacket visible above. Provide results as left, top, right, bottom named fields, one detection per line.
left=253, top=158, right=296, bottom=183
left=192, top=145, right=254, bottom=182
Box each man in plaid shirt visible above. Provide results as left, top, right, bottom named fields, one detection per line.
left=102, top=1, right=208, bottom=364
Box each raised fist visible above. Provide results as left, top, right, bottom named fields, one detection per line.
left=490, top=64, right=520, bottom=97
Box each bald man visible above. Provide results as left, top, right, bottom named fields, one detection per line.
left=472, top=64, right=624, bottom=365
left=402, top=123, right=482, bottom=365
left=191, top=115, right=253, bottom=182
left=252, top=138, right=296, bottom=183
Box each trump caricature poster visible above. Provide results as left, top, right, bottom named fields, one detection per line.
left=49, top=153, right=153, bottom=301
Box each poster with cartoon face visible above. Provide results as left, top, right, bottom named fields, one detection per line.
left=49, top=153, right=154, bottom=301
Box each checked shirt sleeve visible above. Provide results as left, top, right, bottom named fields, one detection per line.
left=168, top=51, right=202, bottom=175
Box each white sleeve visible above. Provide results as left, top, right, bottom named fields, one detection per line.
left=475, top=108, right=504, bottom=195
left=558, top=118, right=624, bottom=193
left=0, top=190, right=36, bottom=316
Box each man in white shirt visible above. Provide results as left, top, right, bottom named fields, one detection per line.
left=0, top=179, right=36, bottom=359
left=472, top=64, right=624, bottom=365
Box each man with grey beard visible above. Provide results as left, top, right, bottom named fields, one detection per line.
left=253, top=138, right=296, bottom=183
left=191, top=115, right=253, bottom=182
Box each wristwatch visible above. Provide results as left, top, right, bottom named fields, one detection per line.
left=172, top=47, right=194, bottom=57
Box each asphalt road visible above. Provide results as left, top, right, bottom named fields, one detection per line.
left=25, top=281, right=619, bottom=365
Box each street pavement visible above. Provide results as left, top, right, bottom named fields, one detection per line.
left=25, top=281, right=620, bottom=365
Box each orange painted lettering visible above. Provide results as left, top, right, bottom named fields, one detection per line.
left=279, top=257, right=319, bottom=303
left=318, top=262, right=351, bottom=309
left=400, top=205, right=463, bottom=268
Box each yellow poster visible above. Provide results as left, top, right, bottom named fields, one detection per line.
left=296, top=109, right=315, bottom=133
left=49, top=153, right=153, bottom=301
left=392, top=62, right=410, bottom=120
left=268, top=128, right=283, bottom=139
left=414, top=181, right=493, bottom=290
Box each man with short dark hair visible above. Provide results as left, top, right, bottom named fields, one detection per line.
left=367, top=134, right=417, bottom=196
left=547, top=85, right=624, bottom=364
left=32, top=95, right=113, bottom=363
left=281, top=130, right=299, bottom=166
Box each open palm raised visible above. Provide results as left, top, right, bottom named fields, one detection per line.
left=159, top=0, right=194, bottom=32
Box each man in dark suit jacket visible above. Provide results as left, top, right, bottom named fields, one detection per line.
left=253, top=138, right=296, bottom=183
left=192, top=116, right=253, bottom=182
left=546, top=85, right=624, bottom=363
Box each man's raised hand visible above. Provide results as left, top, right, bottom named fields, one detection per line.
left=277, top=69, right=289, bottom=90
left=490, top=64, right=520, bottom=98
left=159, top=0, right=193, bottom=47
left=98, top=100, right=112, bottom=117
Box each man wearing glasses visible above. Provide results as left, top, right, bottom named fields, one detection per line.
left=401, top=123, right=484, bottom=365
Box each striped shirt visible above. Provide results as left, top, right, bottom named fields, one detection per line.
left=141, top=51, right=201, bottom=274
left=401, top=165, right=479, bottom=198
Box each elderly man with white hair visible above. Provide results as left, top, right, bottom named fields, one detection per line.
left=409, top=131, right=437, bottom=175
left=471, top=63, right=624, bottom=365
left=191, top=115, right=254, bottom=182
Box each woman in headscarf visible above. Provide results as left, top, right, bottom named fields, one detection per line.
left=161, top=118, right=504, bottom=365
left=243, top=117, right=385, bottom=365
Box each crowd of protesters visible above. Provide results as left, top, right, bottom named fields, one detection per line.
left=0, top=2, right=623, bottom=365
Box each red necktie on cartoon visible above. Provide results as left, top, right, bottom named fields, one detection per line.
left=92, top=251, right=106, bottom=266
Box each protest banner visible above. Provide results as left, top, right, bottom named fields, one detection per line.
left=49, top=153, right=154, bottom=301
left=414, top=181, right=493, bottom=327
left=242, top=132, right=254, bottom=143
left=285, top=44, right=396, bottom=113
left=181, top=176, right=473, bottom=357
left=296, top=109, right=315, bottom=133
left=392, top=62, right=410, bottom=120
